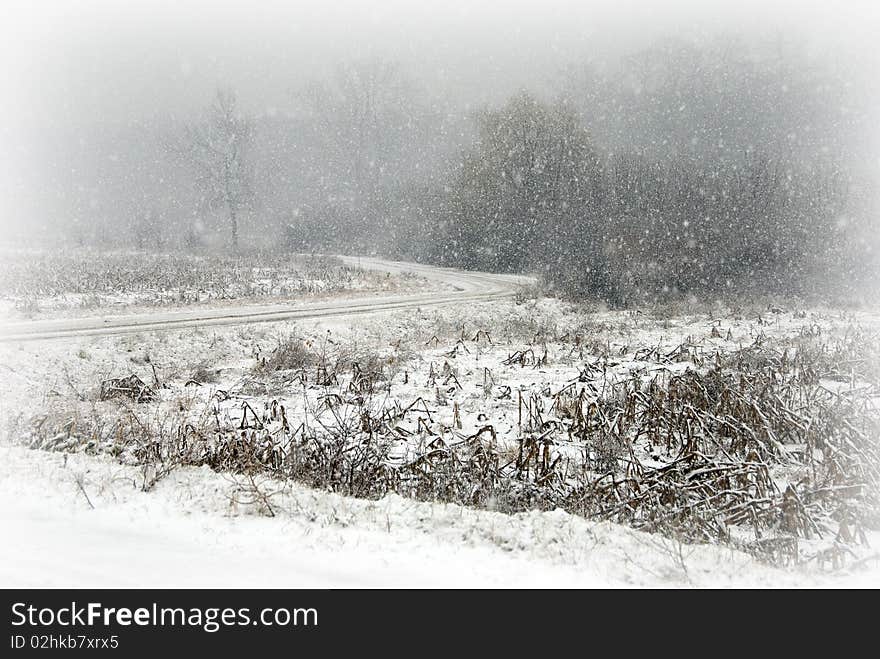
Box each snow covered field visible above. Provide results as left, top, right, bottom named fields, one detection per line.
left=2, top=263, right=879, bottom=588
left=5, top=443, right=875, bottom=588
left=0, top=250, right=448, bottom=321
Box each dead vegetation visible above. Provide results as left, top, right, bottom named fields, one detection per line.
left=0, top=250, right=417, bottom=313
left=11, top=311, right=880, bottom=570
left=253, top=332, right=404, bottom=392
left=99, top=375, right=157, bottom=403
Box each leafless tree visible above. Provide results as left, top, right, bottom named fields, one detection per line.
left=295, top=58, right=418, bottom=235
left=184, top=89, right=254, bottom=250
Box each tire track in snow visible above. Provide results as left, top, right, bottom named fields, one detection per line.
left=0, top=257, right=534, bottom=343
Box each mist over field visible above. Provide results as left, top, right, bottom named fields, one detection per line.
left=1, top=0, right=878, bottom=303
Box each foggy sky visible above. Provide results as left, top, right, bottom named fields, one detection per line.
left=1, top=0, right=878, bottom=239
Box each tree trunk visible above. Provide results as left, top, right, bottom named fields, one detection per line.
left=230, top=207, right=239, bottom=251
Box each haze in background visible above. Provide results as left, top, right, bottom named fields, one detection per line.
left=1, top=0, right=878, bottom=249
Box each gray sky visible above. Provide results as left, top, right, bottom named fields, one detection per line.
left=1, top=0, right=878, bottom=234
left=4, top=0, right=878, bottom=121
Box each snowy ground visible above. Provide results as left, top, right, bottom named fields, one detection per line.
left=2, top=264, right=879, bottom=587
left=4, top=445, right=876, bottom=588
left=0, top=250, right=451, bottom=321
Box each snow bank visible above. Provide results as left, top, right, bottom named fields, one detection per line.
left=2, top=445, right=875, bottom=588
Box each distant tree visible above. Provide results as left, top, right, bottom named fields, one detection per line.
left=293, top=59, right=423, bottom=250
left=184, top=89, right=254, bottom=250
left=299, top=59, right=412, bottom=195
left=130, top=208, right=160, bottom=250
left=432, top=86, right=863, bottom=304
left=442, top=92, right=602, bottom=273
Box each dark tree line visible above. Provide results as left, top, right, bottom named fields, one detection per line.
left=417, top=92, right=868, bottom=303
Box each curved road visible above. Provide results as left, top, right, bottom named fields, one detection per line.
left=0, top=257, right=534, bottom=343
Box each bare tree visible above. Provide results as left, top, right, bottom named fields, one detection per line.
left=299, top=59, right=408, bottom=191
left=294, top=59, right=418, bottom=245
left=184, top=89, right=254, bottom=250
